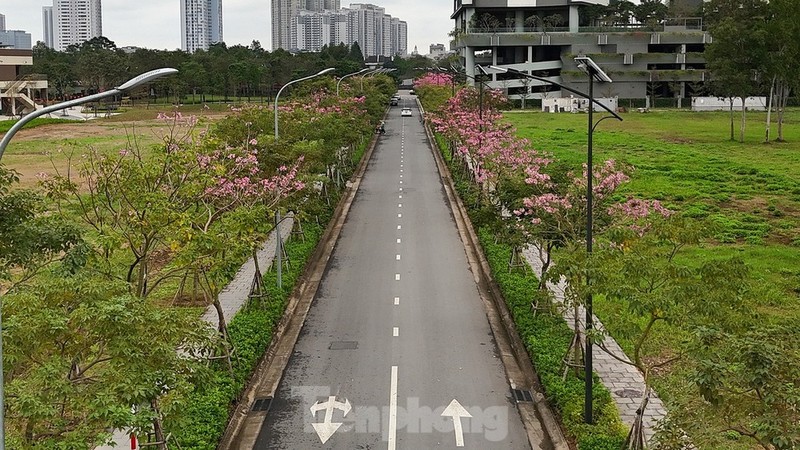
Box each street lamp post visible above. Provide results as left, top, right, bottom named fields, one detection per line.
left=273, top=68, right=335, bottom=141
left=489, top=59, right=620, bottom=425
left=0, top=67, right=179, bottom=449
left=337, top=68, right=369, bottom=97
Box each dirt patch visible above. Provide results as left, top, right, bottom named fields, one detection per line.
left=662, top=135, right=694, bottom=144
left=722, top=196, right=770, bottom=213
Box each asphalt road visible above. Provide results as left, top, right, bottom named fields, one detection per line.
left=254, top=94, right=533, bottom=449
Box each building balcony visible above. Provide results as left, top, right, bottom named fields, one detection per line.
left=560, top=69, right=707, bottom=83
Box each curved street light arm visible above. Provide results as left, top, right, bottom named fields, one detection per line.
left=592, top=115, right=618, bottom=132
left=336, top=68, right=369, bottom=96
left=486, top=65, right=622, bottom=122
left=0, top=68, right=179, bottom=161
left=274, top=68, right=335, bottom=140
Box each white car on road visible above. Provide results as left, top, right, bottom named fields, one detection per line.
left=401, top=108, right=412, bottom=117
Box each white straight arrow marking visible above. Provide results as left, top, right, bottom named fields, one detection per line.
left=441, top=399, right=472, bottom=447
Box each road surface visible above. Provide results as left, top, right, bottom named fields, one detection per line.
left=253, top=94, right=535, bottom=449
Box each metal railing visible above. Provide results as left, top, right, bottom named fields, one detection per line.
left=464, top=18, right=705, bottom=35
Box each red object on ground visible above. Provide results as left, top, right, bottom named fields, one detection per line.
left=130, top=434, right=137, bottom=449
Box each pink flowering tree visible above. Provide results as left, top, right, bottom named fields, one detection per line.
left=513, top=159, right=632, bottom=289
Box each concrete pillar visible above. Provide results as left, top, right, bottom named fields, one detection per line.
left=516, top=10, right=525, bottom=32
left=465, top=46, right=476, bottom=86
left=528, top=46, right=533, bottom=64
left=569, top=6, right=579, bottom=33
left=466, top=48, right=476, bottom=86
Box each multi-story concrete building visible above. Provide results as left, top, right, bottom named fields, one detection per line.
left=181, top=0, right=223, bottom=52
left=392, top=17, right=408, bottom=57
left=42, top=6, right=55, bottom=48
left=0, top=48, right=48, bottom=116
left=429, top=43, right=448, bottom=60
left=0, top=14, right=32, bottom=49
left=273, top=0, right=343, bottom=51
left=452, top=0, right=709, bottom=105
left=272, top=0, right=302, bottom=51
left=48, top=0, right=103, bottom=51
left=275, top=1, right=406, bottom=58
left=0, top=30, right=33, bottom=49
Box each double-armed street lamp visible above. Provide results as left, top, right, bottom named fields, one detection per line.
left=0, top=68, right=179, bottom=449
left=489, top=57, right=621, bottom=425
left=273, top=68, right=335, bottom=141
left=336, top=68, right=370, bottom=97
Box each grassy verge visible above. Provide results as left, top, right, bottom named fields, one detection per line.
left=0, top=117, right=75, bottom=132
left=476, top=228, right=627, bottom=449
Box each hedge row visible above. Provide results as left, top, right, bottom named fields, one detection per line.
left=439, top=142, right=628, bottom=447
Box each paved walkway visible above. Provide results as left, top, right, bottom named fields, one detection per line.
left=97, top=213, right=295, bottom=450
left=522, top=246, right=666, bottom=443
left=201, top=213, right=295, bottom=327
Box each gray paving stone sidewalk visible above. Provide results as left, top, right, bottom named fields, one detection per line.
left=522, top=245, right=666, bottom=443
left=97, top=213, right=295, bottom=450
left=201, top=213, right=295, bottom=327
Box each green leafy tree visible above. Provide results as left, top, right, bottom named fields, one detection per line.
left=633, top=0, right=669, bottom=27
left=0, top=165, right=81, bottom=285
left=705, top=0, right=770, bottom=142
left=688, top=326, right=800, bottom=449
left=4, top=274, right=216, bottom=449
left=596, top=216, right=751, bottom=449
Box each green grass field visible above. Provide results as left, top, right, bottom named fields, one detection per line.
left=507, top=109, right=800, bottom=448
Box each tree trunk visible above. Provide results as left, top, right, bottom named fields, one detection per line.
left=212, top=293, right=235, bottom=376
left=765, top=77, right=775, bottom=143
left=740, top=97, right=746, bottom=143
left=729, top=98, right=735, bottom=141
left=251, top=244, right=263, bottom=297
left=777, top=81, right=787, bottom=142
left=538, top=242, right=553, bottom=290
left=151, top=398, right=168, bottom=450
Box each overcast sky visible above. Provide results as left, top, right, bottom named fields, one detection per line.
left=2, top=0, right=452, bottom=55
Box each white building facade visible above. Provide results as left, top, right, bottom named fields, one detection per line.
left=276, top=1, right=406, bottom=58
left=49, top=0, right=103, bottom=51
left=42, top=7, right=55, bottom=48
left=181, top=0, right=223, bottom=52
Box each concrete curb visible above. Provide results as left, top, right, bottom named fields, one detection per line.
left=218, top=120, right=384, bottom=449
left=418, top=98, right=570, bottom=450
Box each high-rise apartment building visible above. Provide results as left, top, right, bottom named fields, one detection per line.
left=181, top=0, right=223, bottom=52
left=273, top=0, right=339, bottom=51
left=42, top=7, right=55, bottom=48
left=0, top=14, right=6, bottom=32
left=49, top=0, right=103, bottom=51
left=272, top=0, right=301, bottom=51
left=277, top=1, right=406, bottom=58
